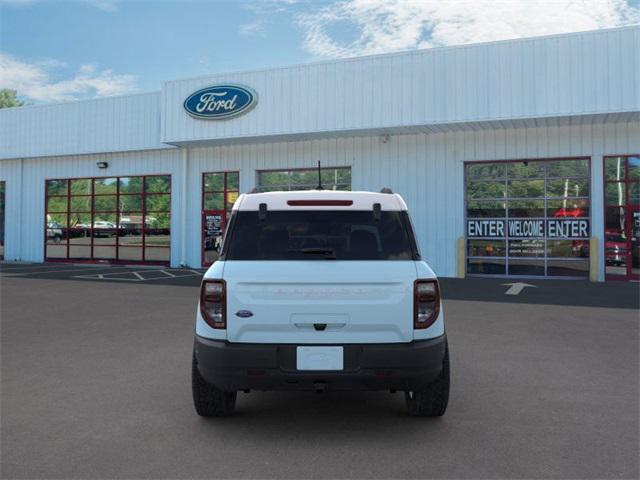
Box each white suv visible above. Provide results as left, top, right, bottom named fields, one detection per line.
left=192, top=189, right=449, bottom=417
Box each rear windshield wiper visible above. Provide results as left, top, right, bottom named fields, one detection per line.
left=288, top=248, right=337, bottom=259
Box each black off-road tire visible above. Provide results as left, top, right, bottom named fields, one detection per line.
left=192, top=354, right=237, bottom=417
left=405, top=342, right=450, bottom=417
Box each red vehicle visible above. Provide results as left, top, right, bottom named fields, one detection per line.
left=553, top=207, right=585, bottom=218
left=605, top=230, right=628, bottom=266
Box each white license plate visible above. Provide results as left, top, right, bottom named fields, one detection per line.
left=296, top=346, right=344, bottom=371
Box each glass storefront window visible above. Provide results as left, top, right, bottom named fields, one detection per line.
left=547, top=240, right=589, bottom=258
left=204, top=173, right=224, bottom=191
left=546, top=179, right=589, bottom=197
left=507, top=161, right=545, bottom=179
left=46, top=244, right=67, bottom=259
left=629, top=156, right=640, bottom=181
left=467, top=240, right=506, bottom=257
left=507, top=180, right=545, bottom=198
left=604, top=157, right=626, bottom=181
left=605, top=183, right=626, bottom=206
left=44, top=175, right=171, bottom=264
left=204, top=193, right=224, bottom=210
left=508, top=240, right=545, bottom=257
left=119, top=177, right=143, bottom=194
left=507, top=200, right=545, bottom=218
left=507, top=259, right=545, bottom=276
left=466, top=181, right=505, bottom=199
left=465, top=158, right=591, bottom=277
left=547, top=259, right=589, bottom=277
left=119, top=194, right=143, bottom=211
left=70, top=179, right=91, bottom=195
left=466, top=200, right=506, bottom=218
left=94, top=178, right=117, bottom=194
left=547, top=199, right=589, bottom=218
left=46, top=196, right=68, bottom=213
left=467, top=163, right=506, bottom=180
left=47, top=179, right=68, bottom=196
left=257, top=167, right=351, bottom=192
left=547, top=159, right=589, bottom=177
left=145, top=194, right=171, bottom=212
left=202, top=171, right=240, bottom=266
left=94, top=195, right=117, bottom=212
left=145, top=175, right=171, bottom=193
left=467, top=258, right=506, bottom=275
left=70, top=196, right=91, bottom=212
left=603, top=155, right=639, bottom=280
left=629, top=183, right=639, bottom=205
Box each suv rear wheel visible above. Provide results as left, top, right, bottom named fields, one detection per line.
left=405, top=343, right=449, bottom=417
left=192, top=353, right=237, bottom=417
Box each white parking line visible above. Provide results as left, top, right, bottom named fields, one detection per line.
left=72, top=269, right=202, bottom=282
left=0, top=266, right=131, bottom=276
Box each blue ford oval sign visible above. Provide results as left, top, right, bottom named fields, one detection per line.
left=183, top=84, right=257, bottom=120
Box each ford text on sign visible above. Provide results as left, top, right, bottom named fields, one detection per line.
left=467, top=219, right=589, bottom=238
left=184, top=85, right=257, bottom=119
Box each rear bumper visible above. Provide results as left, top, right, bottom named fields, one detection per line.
left=194, top=334, right=447, bottom=392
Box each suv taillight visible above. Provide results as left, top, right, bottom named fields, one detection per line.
left=414, top=280, right=440, bottom=329
left=200, top=279, right=226, bottom=329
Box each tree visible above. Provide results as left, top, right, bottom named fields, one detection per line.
left=0, top=89, right=24, bottom=109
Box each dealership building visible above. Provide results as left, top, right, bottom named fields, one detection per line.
left=0, top=26, right=638, bottom=281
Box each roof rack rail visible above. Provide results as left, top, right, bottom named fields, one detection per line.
left=380, top=187, right=393, bottom=194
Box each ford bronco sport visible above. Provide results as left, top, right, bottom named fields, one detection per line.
left=192, top=189, right=449, bottom=417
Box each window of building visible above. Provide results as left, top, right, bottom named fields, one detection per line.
left=45, top=175, right=171, bottom=264
left=0, top=181, right=5, bottom=260
left=465, top=159, right=591, bottom=277
left=257, top=167, right=351, bottom=192
left=603, top=155, right=639, bottom=280
left=202, top=171, right=239, bottom=266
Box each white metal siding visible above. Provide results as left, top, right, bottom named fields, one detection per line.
left=162, top=27, right=639, bottom=145
left=0, top=159, right=22, bottom=261
left=182, top=121, right=639, bottom=279
left=0, top=149, right=183, bottom=264
left=1, top=121, right=638, bottom=279
left=0, top=92, right=169, bottom=160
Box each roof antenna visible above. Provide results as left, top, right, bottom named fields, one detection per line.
left=315, top=161, right=324, bottom=190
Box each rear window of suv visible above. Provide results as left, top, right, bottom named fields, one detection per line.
left=223, top=210, right=418, bottom=260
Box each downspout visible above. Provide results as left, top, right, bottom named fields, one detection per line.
left=180, top=148, right=188, bottom=267
left=18, top=157, right=24, bottom=262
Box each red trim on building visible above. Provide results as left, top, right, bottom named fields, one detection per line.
left=201, top=171, right=239, bottom=267
left=44, top=175, right=171, bottom=265
left=603, top=155, right=639, bottom=281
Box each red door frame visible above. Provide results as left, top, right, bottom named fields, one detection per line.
left=603, top=155, right=639, bottom=281
left=201, top=171, right=239, bottom=267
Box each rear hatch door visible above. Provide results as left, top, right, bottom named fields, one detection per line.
left=224, top=260, right=417, bottom=344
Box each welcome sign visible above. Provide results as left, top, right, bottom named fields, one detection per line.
left=467, top=219, right=590, bottom=238
left=184, top=84, right=257, bottom=119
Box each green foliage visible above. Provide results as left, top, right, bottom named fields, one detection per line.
left=257, top=168, right=351, bottom=191
left=0, top=89, right=24, bottom=109
left=145, top=194, right=170, bottom=212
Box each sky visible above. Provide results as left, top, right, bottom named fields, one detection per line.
left=1, top=0, right=639, bottom=104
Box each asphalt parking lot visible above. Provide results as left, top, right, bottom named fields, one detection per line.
left=1, top=263, right=638, bottom=479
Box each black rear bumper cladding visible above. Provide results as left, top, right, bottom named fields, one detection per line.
left=194, top=334, right=447, bottom=392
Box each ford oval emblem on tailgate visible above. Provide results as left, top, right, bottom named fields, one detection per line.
left=235, top=310, right=254, bottom=318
